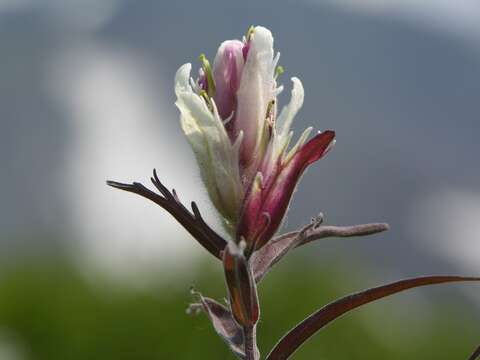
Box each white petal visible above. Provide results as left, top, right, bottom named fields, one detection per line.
left=261, top=78, right=305, bottom=167
left=277, top=77, right=305, bottom=139
left=174, top=63, right=193, bottom=96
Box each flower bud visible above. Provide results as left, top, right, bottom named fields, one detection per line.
left=212, top=40, right=245, bottom=123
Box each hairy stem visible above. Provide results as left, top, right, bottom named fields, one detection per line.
left=244, top=325, right=258, bottom=360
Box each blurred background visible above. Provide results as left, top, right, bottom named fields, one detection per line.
left=1, top=0, right=480, bottom=358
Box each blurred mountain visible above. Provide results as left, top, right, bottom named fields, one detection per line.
left=1, top=0, right=479, bottom=277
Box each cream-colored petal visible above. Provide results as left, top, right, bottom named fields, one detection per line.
left=175, top=63, right=243, bottom=231
left=284, top=127, right=313, bottom=164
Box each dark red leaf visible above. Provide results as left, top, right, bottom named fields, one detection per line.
left=107, top=169, right=227, bottom=259
left=266, top=275, right=480, bottom=360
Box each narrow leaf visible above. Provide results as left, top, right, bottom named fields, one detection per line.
left=267, top=275, right=480, bottom=360
left=191, top=295, right=245, bottom=359
left=251, top=217, right=388, bottom=284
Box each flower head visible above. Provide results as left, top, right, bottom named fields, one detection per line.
left=175, top=25, right=335, bottom=252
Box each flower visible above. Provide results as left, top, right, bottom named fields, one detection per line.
left=175, top=25, right=335, bottom=253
